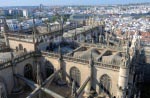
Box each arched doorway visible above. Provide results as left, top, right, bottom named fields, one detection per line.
left=99, top=74, right=111, bottom=96
left=45, top=61, right=54, bottom=78
left=24, top=64, right=33, bottom=81
left=70, top=67, right=81, bottom=87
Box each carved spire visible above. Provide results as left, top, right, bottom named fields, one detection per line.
left=126, top=40, right=130, bottom=56
left=58, top=45, right=62, bottom=60
left=122, top=43, right=130, bottom=68
left=106, top=32, right=109, bottom=46
left=47, top=23, right=51, bottom=33
left=32, top=15, right=36, bottom=44
left=20, top=24, right=23, bottom=33
left=32, top=15, right=39, bottom=52
left=119, top=39, right=121, bottom=47
left=137, top=37, right=141, bottom=49
left=89, top=51, right=94, bottom=67
left=74, top=28, right=77, bottom=40
left=33, top=15, right=36, bottom=32
left=60, top=16, right=64, bottom=36
left=10, top=52, right=14, bottom=64
left=99, top=32, right=101, bottom=43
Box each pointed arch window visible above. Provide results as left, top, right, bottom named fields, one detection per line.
left=24, top=64, right=33, bottom=81
left=99, top=74, right=111, bottom=95
left=70, top=67, right=81, bottom=87
left=45, top=61, right=54, bottom=78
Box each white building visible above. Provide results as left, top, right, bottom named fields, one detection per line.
left=21, top=19, right=43, bottom=29
left=6, top=19, right=19, bottom=31
left=23, top=9, right=28, bottom=18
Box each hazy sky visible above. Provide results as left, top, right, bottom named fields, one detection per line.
left=0, top=0, right=149, bottom=6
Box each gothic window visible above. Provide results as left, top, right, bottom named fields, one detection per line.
left=45, top=61, right=54, bottom=78
left=70, top=67, right=81, bottom=87
left=24, top=64, right=33, bottom=81
left=99, top=74, right=111, bottom=95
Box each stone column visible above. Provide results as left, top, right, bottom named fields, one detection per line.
left=37, top=63, right=42, bottom=98
left=58, top=46, right=66, bottom=83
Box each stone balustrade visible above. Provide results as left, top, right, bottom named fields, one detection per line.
left=0, top=46, right=10, bottom=52
left=0, top=51, right=36, bottom=70
left=42, top=51, right=120, bottom=71
left=0, top=50, right=120, bottom=71
left=0, top=60, right=11, bottom=69
left=78, top=42, right=124, bottom=51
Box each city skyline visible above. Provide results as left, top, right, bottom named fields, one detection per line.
left=0, top=1, right=149, bottom=98
left=0, top=0, right=150, bottom=6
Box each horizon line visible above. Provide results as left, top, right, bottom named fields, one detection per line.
left=0, top=2, right=149, bottom=7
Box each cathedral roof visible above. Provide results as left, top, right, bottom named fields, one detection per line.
left=102, top=53, right=122, bottom=65
left=73, top=47, right=101, bottom=61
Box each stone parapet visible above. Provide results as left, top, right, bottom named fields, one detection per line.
left=0, top=51, right=37, bottom=70
left=42, top=51, right=120, bottom=71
